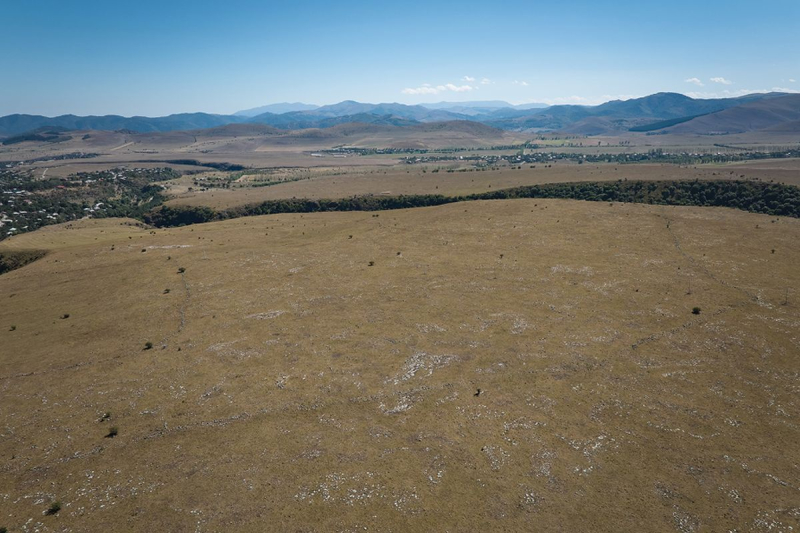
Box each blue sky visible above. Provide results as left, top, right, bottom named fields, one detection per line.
left=1, top=0, right=798, bottom=116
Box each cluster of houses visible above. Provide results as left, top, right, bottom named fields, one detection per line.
left=0, top=188, right=64, bottom=237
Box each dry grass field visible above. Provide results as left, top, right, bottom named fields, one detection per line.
left=2, top=126, right=796, bottom=182
left=1, top=199, right=798, bottom=532
left=165, top=161, right=800, bottom=210
left=0, top=124, right=522, bottom=174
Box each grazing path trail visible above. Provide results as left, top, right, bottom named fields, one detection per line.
left=110, top=141, right=135, bottom=151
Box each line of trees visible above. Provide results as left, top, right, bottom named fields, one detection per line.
left=143, top=179, right=800, bottom=227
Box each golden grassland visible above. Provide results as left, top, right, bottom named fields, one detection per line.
left=1, top=199, right=799, bottom=532
left=165, top=160, right=800, bottom=210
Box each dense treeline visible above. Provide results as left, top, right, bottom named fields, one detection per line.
left=157, top=160, right=246, bottom=171
left=472, top=180, right=800, bottom=216
left=144, top=179, right=800, bottom=227
left=0, top=249, right=46, bottom=275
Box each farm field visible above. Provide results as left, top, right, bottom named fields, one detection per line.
left=1, top=199, right=798, bottom=532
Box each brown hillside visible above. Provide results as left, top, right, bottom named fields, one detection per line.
left=1, top=201, right=799, bottom=531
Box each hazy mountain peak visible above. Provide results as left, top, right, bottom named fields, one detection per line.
left=234, top=102, right=319, bottom=117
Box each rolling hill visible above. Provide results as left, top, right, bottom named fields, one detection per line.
left=664, top=93, right=800, bottom=134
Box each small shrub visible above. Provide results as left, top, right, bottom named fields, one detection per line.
left=9, top=325, right=15, bottom=331
left=1, top=525, right=8, bottom=533
left=144, top=341, right=153, bottom=350
left=106, top=426, right=118, bottom=438
left=60, top=314, right=70, bottom=320
left=368, top=261, right=375, bottom=267
left=46, top=501, right=61, bottom=515
left=692, top=307, right=701, bottom=315
left=101, top=412, right=111, bottom=422
left=177, top=267, right=186, bottom=273
left=163, top=288, right=171, bottom=294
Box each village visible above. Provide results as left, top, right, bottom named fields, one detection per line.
left=0, top=167, right=176, bottom=239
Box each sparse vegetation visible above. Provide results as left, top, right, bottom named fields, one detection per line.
left=46, top=501, right=61, bottom=515
left=106, top=426, right=118, bottom=438
left=144, top=341, right=153, bottom=350
left=692, top=307, right=701, bottom=315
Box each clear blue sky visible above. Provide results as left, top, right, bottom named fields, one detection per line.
left=1, top=0, right=798, bottom=116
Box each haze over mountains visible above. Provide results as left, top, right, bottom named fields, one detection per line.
left=2, top=92, right=799, bottom=140
left=234, top=102, right=321, bottom=117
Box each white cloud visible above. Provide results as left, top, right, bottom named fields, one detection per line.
left=481, top=78, right=492, bottom=85
left=710, top=77, right=733, bottom=85
left=444, top=83, right=474, bottom=92
left=462, top=75, right=476, bottom=82
left=402, top=83, right=475, bottom=95
left=790, top=79, right=796, bottom=83
left=685, top=77, right=704, bottom=87
left=513, top=80, right=529, bottom=86
left=401, top=86, right=439, bottom=95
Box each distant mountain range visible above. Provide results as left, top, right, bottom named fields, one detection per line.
left=234, top=102, right=320, bottom=117
left=2, top=92, right=798, bottom=138
left=233, top=100, right=547, bottom=117
left=0, top=113, right=241, bottom=138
